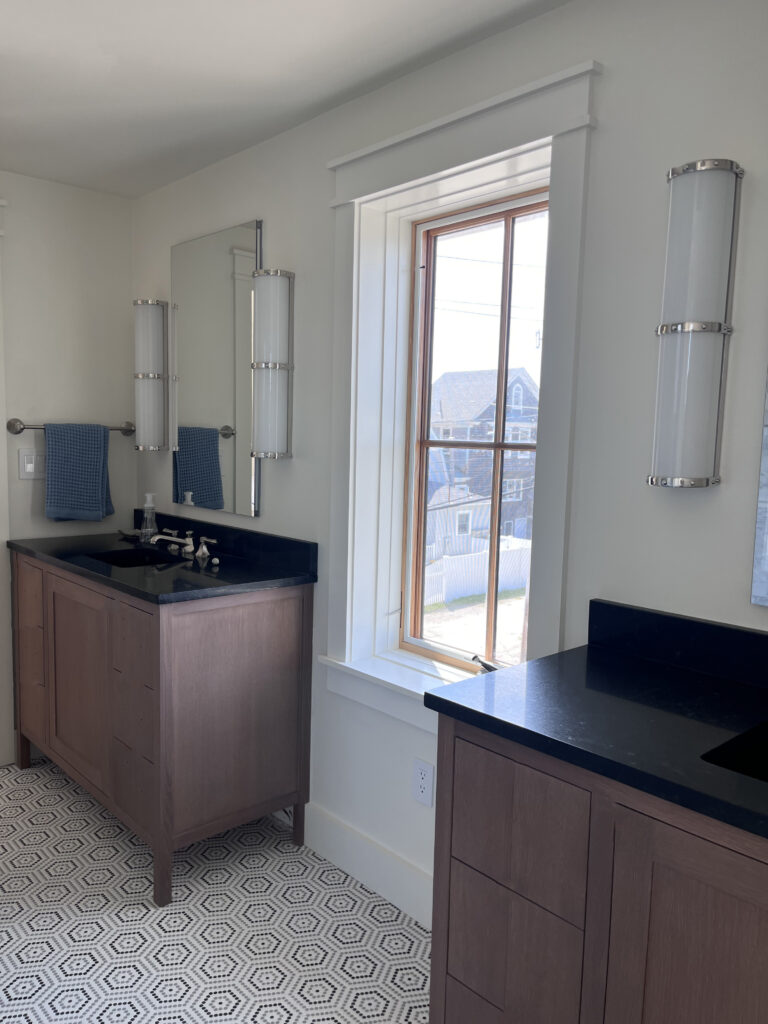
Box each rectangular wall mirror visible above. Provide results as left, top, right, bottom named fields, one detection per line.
left=752, top=376, right=768, bottom=604
left=172, top=220, right=260, bottom=517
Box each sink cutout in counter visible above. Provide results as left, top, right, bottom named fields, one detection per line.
left=701, top=722, right=768, bottom=784
left=91, top=548, right=180, bottom=568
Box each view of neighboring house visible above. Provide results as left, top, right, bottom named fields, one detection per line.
left=428, top=366, right=538, bottom=547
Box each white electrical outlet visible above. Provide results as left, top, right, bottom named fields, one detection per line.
left=412, top=758, right=435, bottom=807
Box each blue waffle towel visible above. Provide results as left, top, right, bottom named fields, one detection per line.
left=44, top=424, right=115, bottom=521
left=173, top=426, right=224, bottom=510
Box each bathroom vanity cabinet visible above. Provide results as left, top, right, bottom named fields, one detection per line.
left=426, top=600, right=768, bottom=1024
left=12, top=551, right=313, bottom=905
left=430, top=717, right=768, bottom=1024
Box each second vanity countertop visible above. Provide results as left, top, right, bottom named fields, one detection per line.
left=8, top=512, right=318, bottom=604
left=425, top=599, right=768, bottom=841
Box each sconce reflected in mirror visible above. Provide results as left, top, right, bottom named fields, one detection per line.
left=251, top=268, right=294, bottom=459
left=251, top=221, right=294, bottom=460
left=648, top=158, right=743, bottom=488
left=133, top=299, right=178, bottom=452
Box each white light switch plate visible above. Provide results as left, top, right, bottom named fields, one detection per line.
left=18, top=448, right=45, bottom=480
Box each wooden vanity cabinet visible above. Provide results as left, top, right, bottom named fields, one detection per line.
left=431, top=716, right=768, bottom=1024
left=12, top=552, right=313, bottom=906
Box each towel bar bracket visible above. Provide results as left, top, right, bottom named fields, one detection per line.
left=7, top=418, right=136, bottom=437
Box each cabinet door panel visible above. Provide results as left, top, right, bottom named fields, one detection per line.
left=46, top=574, right=110, bottom=792
left=605, top=807, right=768, bottom=1024
left=452, top=738, right=590, bottom=925
left=15, top=557, right=47, bottom=746
left=168, top=590, right=305, bottom=836
left=448, top=858, right=583, bottom=1023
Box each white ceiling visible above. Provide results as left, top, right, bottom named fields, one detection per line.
left=0, top=0, right=565, bottom=197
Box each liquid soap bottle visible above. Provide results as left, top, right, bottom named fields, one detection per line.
left=140, top=493, right=157, bottom=543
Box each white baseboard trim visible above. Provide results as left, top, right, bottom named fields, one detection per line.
left=305, top=802, right=433, bottom=929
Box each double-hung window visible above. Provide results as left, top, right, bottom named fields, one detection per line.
left=403, top=194, right=548, bottom=669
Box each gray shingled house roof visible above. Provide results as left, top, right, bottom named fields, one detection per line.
left=430, top=367, right=539, bottom=425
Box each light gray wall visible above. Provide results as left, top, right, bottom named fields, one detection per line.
left=1, top=170, right=135, bottom=539
left=0, top=170, right=134, bottom=763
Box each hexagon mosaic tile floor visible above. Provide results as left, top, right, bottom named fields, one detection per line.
left=0, top=759, right=431, bottom=1024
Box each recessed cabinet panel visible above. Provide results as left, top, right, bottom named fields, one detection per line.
left=15, top=557, right=47, bottom=747
left=46, top=574, right=111, bottom=792
left=605, top=808, right=768, bottom=1024
left=452, top=738, right=590, bottom=925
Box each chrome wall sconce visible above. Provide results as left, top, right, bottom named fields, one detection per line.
left=251, top=223, right=294, bottom=459
left=648, top=158, right=744, bottom=488
left=133, top=299, right=178, bottom=452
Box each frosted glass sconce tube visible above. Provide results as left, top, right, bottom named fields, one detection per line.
left=251, top=270, right=294, bottom=459
left=648, top=159, right=743, bottom=488
left=133, top=299, right=178, bottom=452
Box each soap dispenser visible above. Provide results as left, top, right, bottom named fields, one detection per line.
left=140, top=493, right=157, bottom=543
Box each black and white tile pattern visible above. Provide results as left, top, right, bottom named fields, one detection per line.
left=0, top=760, right=430, bottom=1023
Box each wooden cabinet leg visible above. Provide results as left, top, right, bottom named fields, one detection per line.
left=16, top=732, right=31, bottom=770
left=293, top=803, right=305, bottom=846
left=153, top=847, right=173, bottom=906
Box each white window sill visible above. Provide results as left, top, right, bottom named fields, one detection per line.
left=318, top=648, right=474, bottom=734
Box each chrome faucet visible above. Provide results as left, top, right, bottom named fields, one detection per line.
left=151, top=531, right=195, bottom=556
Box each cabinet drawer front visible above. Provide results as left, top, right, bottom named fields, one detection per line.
left=451, top=738, right=590, bottom=926
left=448, top=859, right=510, bottom=1008
left=110, top=600, right=158, bottom=765
left=448, top=859, right=583, bottom=1023
left=112, top=602, right=158, bottom=690
left=17, top=557, right=44, bottom=629
left=111, top=737, right=157, bottom=840
left=445, top=977, right=504, bottom=1024
left=18, top=623, right=46, bottom=745
left=15, top=558, right=47, bottom=746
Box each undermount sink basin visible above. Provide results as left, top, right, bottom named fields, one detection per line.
left=701, top=722, right=768, bottom=784
left=91, top=547, right=180, bottom=568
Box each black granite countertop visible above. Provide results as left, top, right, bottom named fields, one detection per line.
left=424, top=600, right=768, bottom=840
left=8, top=513, right=317, bottom=604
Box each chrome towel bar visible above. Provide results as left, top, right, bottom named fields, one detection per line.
left=7, top=418, right=136, bottom=436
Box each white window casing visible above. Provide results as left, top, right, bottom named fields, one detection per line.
left=321, top=62, right=600, bottom=730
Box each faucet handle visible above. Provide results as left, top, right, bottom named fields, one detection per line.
left=162, top=528, right=179, bottom=537
left=195, top=536, right=218, bottom=560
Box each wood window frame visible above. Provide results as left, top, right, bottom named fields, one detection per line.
left=401, top=191, right=547, bottom=668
